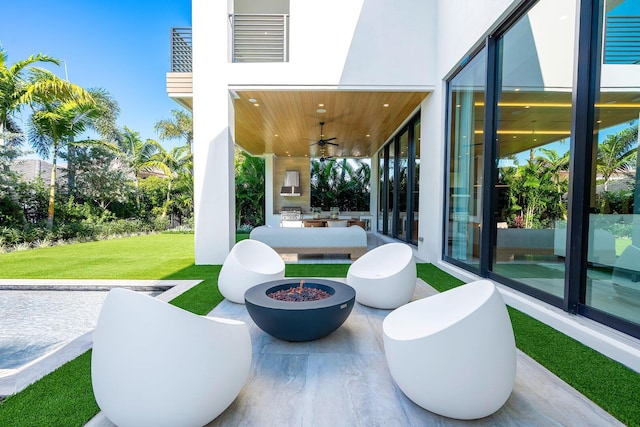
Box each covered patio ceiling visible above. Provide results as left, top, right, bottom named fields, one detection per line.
left=232, top=90, right=429, bottom=159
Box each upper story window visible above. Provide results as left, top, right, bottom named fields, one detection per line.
left=231, top=0, right=290, bottom=63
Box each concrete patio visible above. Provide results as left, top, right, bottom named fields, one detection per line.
left=87, top=278, right=623, bottom=426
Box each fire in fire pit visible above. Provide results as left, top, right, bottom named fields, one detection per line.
left=267, top=280, right=331, bottom=302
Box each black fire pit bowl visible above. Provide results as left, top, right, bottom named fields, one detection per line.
left=244, top=279, right=356, bottom=342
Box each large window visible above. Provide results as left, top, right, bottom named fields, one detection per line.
left=444, top=0, right=640, bottom=338
left=377, top=114, right=420, bottom=242
left=445, top=49, right=486, bottom=268
left=491, top=0, right=575, bottom=298
left=411, top=120, right=420, bottom=244
left=585, top=0, right=640, bottom=325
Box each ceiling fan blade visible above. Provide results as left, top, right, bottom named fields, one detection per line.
left=325, top=141, right=339, bottom=146
left=323, top=137, right=337, bottom=142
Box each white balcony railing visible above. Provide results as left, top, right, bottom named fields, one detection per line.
left=230, top=14, right=289, bottom=63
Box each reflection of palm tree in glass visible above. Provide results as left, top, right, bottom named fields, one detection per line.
left=597, top=125, right=637, bottom=192
left=500, top=149, right=569, bottom=229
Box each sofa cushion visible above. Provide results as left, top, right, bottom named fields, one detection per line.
left=250, top=225, right=366, bottom=248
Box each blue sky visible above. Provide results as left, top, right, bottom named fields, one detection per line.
left=2, top=0, right=192, bottom=157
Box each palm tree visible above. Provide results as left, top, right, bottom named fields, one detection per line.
left=27, top=96, right=98, bottom=228
left=597, top=125, right=638, bottom=191
left=0, top=47, right=91, bottom=142
left=117, top=127, right=163, bottom=209
left=154, top=109, right=193, bottom=154
left=310, top=158, right=371, bottom=211
left=147, top=144, right=192, bottom=218
left=1, top=47, right=90, bottom=225
left=537, top=148, right=570, bottom=220
left=235, top=149, right=264, bottom=227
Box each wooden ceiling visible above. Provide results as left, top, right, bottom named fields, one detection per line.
left=232, top=91, right=429, bottom=158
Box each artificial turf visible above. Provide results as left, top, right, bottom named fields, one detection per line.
left=0, top=234, right=639, bottom=426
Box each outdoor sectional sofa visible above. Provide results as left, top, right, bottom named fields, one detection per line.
left=249, top=225, right=367, bottom=260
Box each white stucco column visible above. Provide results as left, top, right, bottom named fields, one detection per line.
left=418, top=88, right=445, bottom=263
left=192, top=0, right=235, bottom=264
left=264, top=154, right=276, bottom=227
left=369, top=155, right=379, bottom=233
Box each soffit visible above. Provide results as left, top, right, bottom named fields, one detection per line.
left=233, top=90, right=429, bottom=158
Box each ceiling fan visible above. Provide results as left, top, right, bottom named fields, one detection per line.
left=309, top=121, right=338, bottom=162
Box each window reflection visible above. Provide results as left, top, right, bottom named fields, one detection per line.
left=585, top=0, right=640, bottom=325
left=491, top=0, right=576, bottom=297
left=446, top=50, right=486, bottom=267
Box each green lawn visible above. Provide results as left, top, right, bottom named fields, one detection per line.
left=0, top=235, right=639, bottom=426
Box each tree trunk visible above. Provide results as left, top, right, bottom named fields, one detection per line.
left=47, top=144, right=58, bottom=229
left=67, top=141, right=76, bottom=196
left=135, top=176, right=140, bottom=210
left=163, top=179, right=172, bottom=217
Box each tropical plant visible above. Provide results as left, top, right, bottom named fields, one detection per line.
left=27, top=89, right=102, bottom=228
left=235, top=149, right=264, bottom=227
left=115, top=127, right=163, bottom=210
left=154, top=109, right=193, bottom=154
left=66, top=88, right=120, bottom=194
left=147, top=144, right=193, bottom=221
left=0, top=47, right=91, bottom=142
left=1, top=47, right=90, bottom=226
left=310, top=158, right=370, bottom=211
left=501, top=148, right=569, bottom=229
left=597, top=124, right=638, bottom=191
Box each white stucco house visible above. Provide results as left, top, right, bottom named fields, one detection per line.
left=167, top=0, right=640, bottom=367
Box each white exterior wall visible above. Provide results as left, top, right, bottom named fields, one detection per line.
left=226, top=0, right=435, bottom=88
left=192, top=0, right=236, bottom=264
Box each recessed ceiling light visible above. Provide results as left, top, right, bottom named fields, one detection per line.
left=248, top=98, right=257, bottom=103
left=316, top=108, right=326, bottom=113
left=366, top=134, right=370, bottom=138
left=383, top=104, right=390, bottom=107
left=318, top=103, right=324, bottom=107
left=253, top=103, right=260, bottom=107
left=274, top=134, right=279, bottom=137
left=514, top=88, right=520, bottom=92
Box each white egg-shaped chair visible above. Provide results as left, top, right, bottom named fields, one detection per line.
left=91, top=288, right=251, bottom=427
left=346, top=243, right=416, bottom=309
left=383, top=280, right=516, bottom=420
left=218, top=239, right=285, bottom=303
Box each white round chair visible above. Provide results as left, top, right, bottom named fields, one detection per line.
left=218, top=239, right=285, bottom=303
left=91, top=288, right=252, bottom=427
left=383, top=280, right=516, bottom=420
left=346, top=242, right=416, bottom=309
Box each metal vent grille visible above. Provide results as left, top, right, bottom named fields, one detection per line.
left=231, top=14, right=289, bottom=63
